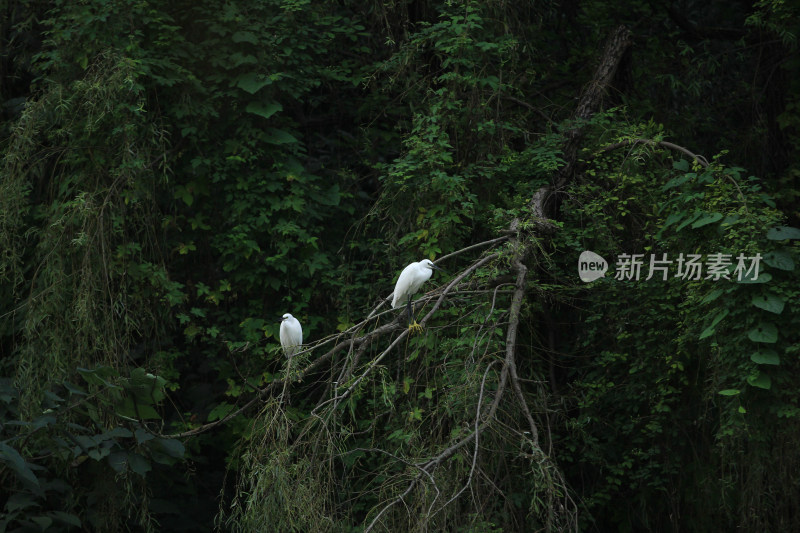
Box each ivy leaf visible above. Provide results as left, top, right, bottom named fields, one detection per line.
left=747, top=322, right=778, bottom=343
left=766, top=226, right=800, bottom=240
left=751, top=293, right=785, bottom=314
left=762, top=250, right=794, bottom=271
left=751, top=350, right=780, bottom=365
left=747, top=371, right=771, bottom=390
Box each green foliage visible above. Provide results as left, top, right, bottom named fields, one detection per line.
left=2, top=0, right=800, bottom=531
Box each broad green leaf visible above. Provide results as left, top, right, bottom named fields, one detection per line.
left=5, top=492, right=38, bottom=513
left=31, top=516, right=53, bottom=530
left=751, top=350, right=780, bottom=365
left=126, top=368, right=167, bottom=404
left=672, top=159, right=689, bottom=171
left=128, top=453, right=152, bottom=477
left=698, top=325, right=715, bottom=340
left=264, top=128, right=298, bottom=145
left=232, top=31, right=259, bottom=44
left=717, top=389, right=740, bottom=396
left=50, top=511, right=81, bottom=527
left=691, top=212, right=723, bottom=229
left=207, top=402, right=236, bottom=422
left=102, top=427, right=133, bottom=439
left=156, top=438, right=185, bottom=459
left=236, top=73, right=272, bottom=94
left=763, top=250, right=794, bottom=271
left=77, top=366, right=120, bottom=389
left=117, top=396, right=161, bottom=420
left=747, top=371, right=771, bottom=390
left=661, top=175, right=690, bottom=191
left=747, top=322, right=778, bottom=343
left=709, top=309, right=729, bottom=328
left=0, top=443, right=40, bottom=488
left=245, top=101, right=282, bottom=119
left=701, top=288, right=724, bottom=304
left=766, top=226, right=800, bottom=240
left=675, top=212, right=701, bottom=231
left=751, top=293, right=785, bottom=314
left=107, top=452, right=128, bottom=473
left=135, top=428, right=155, bottom=444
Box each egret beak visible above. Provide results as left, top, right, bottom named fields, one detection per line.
left=431, top=263, right=445, bottom=272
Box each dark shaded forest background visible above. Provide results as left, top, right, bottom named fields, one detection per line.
left=1, top=0, right=799, bottom=531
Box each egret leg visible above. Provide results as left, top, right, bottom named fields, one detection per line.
left=406, top=296, right=424, bottom=334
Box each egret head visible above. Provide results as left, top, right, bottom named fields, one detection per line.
left=282, top=313, right=293, bottom=321
left=421, top=259, right=443, bottom=271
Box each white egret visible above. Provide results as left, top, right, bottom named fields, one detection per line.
left=279, top=313, right=303, bottom=359
left=392, top=259, right=443, bottom=332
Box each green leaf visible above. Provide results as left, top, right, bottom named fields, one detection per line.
left=672, top=159, right=689, bottom=171
left=751, top=350, right=780, bottom=365
left=747, top=371, right=771, bottom=390
left=0, top=443, right=40, bottom=488
left=77, top=366, right=120, bottom=389
left=675, top=212, right=701, bottom=232
left=126, top=368, right=167, bottom=404
left=31, top=516, right=53, bottom=530
left=207, top=402, right=236, bottom=422
left=128, top=453, right=152, bottom=477
left=763, top=250, right=794, bottom=271
left=264, top=128, right=299, bottom=145
left=156, top=438, right=185, bottom=459
left=701, top=288, right=724, bottom=304
left=751, top=293, right=785, bottom=314
left=236, top=73, right=273, bottom=94
left=107, top=452, right=128, bottom=473
left=49, top=511, right=81, bottom=527
left=245, top=101, right=282, bottom=119
left=5, top=492, right=38, bottom=513
left=717, top=389, right=740, bottom=396
left=698, top=325, right=715, bottom=340
left=135, top=428, right=155, bottom=445
left=691, top=212, right=723, bottom=228
left=766, top=226, right=800, bottom=240
left=116, top=396, right=161, bottom=420
left=747, top=322, right=778, bottom=343
left=661, top=175, right=690, bottom=191
left=232, top=31, right=259, bottom=44
left=701, top=308, right=729, bottom=338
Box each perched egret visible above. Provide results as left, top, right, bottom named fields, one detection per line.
left=279, top=313, right=303, bottom=359
left=392, top=259, right=443, bottom=332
